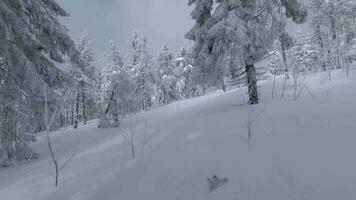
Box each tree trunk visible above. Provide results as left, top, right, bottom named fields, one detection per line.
left=74, top=91, right=79, bottom=129
left=186, top=76, right=190, bottom=99
left=246, top=64, right=259, bottom=104
left=82, top=91, right=86, bottom=125
left=59, top=113, right=64, bottom=127
left=346, top=60, right=350, bottom=77
left=105, top=84, right=117, bottom=115
left=70, top=104, right=74, bottom=126
left=272, top=74, right=276, bottom=98
left=221, top=79, right=226, bottom=92
left=280, top=38, right=289, bottom=79
left=316, top=24, right=327, bottom=71
left=331, top=17, right=341, bottom=69
left=65, top=108, right=69, bottom=126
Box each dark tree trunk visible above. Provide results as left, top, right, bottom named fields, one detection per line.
left=74, top=91, right=79, bottom=129
left=59, top=113, right=64, bottom=127
left=65, top=108, right=69, bottom=126
left=246, top=64, right=259, bottom=104
left=316, top=24, right=327, bottom=71
left=221, top=79, right=226, bottom=92
left=82, top=91, right=86, bottom=125
left=280, top=39, right=289, bottom=79
left=105, top=87, right=116, bottom=114
left=70, top=104, right=74, bottom=126
left=186, top=76, right=191, bottom=99
left=331, top=18, right=341, bottom=69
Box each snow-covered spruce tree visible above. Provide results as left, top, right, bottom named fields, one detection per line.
left=0, top=0, right=84, bottom=166
left=185, top=0, right=214, bottom=93
left=309, top=0, right=329, bottom=72
left=99, top=41, right=137, bottom=128
left=187, top=0, right=286, bottom=104
left=175, top=47, right=195, bottom=99
left=187, top=0, right=307, bottom=104
left=127, top=33, right=155, bottom=111
left=266, top=45, right=284, bottom=98
left=310, top=0, right=356, bottom=73
left=76, top=32, right=99, bottom=125
left=335, top=1, right=356, bottom=77
left=278, top=0, right=306, bottom=77
left=345, top=33, right=356, bottom=76
left=281, top=0, right=307, bottom=24
left=288, top=32, right=318, bottom=73
left=156, top=45, right=177, bottom=105
left=288, top=32, right=318, bottom=100
left=266, top=42, right=285, bottom=77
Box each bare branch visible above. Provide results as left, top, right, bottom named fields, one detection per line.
left=58, top=154, right=76, bottom=172
left=263, top=49, right=280, bottom=60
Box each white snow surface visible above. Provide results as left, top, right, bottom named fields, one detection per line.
left=1, top=69, right=356, bottom=200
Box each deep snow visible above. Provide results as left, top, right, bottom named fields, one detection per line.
left=1, top=69, right=356, bottom=200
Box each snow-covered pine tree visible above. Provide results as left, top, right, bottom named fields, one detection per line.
left=310, top=0, right=356, bottom=73
left=156, top=45, right=177, bottom=105
left=288, top=32, right=318, bottom=101
left=175, top=47, right=194, bottom=99
left=309, top=0, right=329, bottom=72
left=185, top=0, right=214, bottom=92
left=266, top=47, right=284, bottom=77
left=278, top=32, right=294, bottom=77
left=137, top=38, right=155, bottom=110
left=278, top=0, right=306, bottom=78
left=187, top=0, right=286, bottom=104
left=99, top=40, right=123, bottom=128
left=76, top=32, right=99, bottom=125
left=281, top=0, right=307, bottom=24
left=99, top=41, right=137, bottom=128
left=335, top=0, right=356, bottom=77
left=127, top=33, right=155, bottom=111
left=289, top=32, right=318, bottom=74
left=187, top=0, right=307, bottom=104
left=0, top=0, right=84, bottom=166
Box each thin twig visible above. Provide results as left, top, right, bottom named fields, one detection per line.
left=58, top=154, right=76, bottom=172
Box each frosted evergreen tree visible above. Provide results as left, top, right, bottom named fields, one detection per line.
left=187, top=0, right=307, bottom=104
left=99, top=41, right=137, bottom=128
left=310, top=0, right=356, bottom=73
left=187, top=0, right=286, bottom=104
left=278, top=0, right=306, bottom=77
left=0, top=0, right=84, bottom=166
left=156, top=45, right=177, bottom=105
left=309, top=0, right=329, bottom=72
left=289, top=32, right=318, bottom=73
left=185, top=0, right=214, bottom=92
left=175, top=48, right=194, bottom=99
left=277, top=31, right=295, bottom=79
left=281, top=0, right=307, bottom=24
left=77, top=32, right=97, bottom=80
left=266, top=48, right=284, bottom=77
left=287, top=33, right=317, bottom=101
left=345, top=32, right=356, bottom=76
left=334, top=0, right=356, bottom=77
left=76, top=32, right=99, bottom=126
left=127, top=33, right=155, bottom=110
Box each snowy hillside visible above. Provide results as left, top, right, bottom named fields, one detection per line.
left=1, top=69, right=356, bottom=200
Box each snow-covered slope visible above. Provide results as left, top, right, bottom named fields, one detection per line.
left=1, top=70, right=356, bottom=200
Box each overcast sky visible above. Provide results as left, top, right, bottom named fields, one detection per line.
left=57, top=0, right=194, bottom=59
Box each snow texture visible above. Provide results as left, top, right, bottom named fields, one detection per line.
left=1, top=69, right=356, bottom=200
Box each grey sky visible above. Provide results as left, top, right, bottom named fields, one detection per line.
left=57, top=0, right=194, bottom=60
